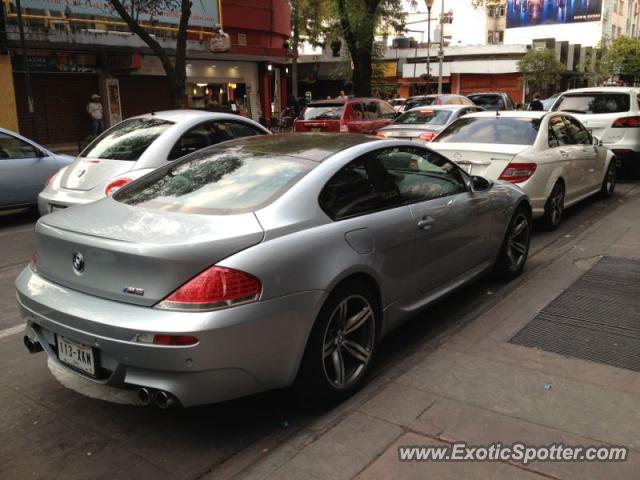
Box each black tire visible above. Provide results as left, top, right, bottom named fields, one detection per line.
left=600, top=160, right=616, bottom=198
left=540, top=180, right=565, bottom=231
left=296, top=281, right=379, bottom=404
left=493, top=204, right=532, bottom=281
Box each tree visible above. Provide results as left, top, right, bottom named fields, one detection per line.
left=109, top=0, right=191, bottom=108
left=517, top=48, right=565, bottom=98
left=291, top=0, right=409, bottom=98
left=602, top=36, right=640, bottom=84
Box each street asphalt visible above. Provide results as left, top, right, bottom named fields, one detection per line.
left=0, top=181, right=635, bottom=480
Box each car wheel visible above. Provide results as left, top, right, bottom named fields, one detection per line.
left=600, top=161, right=616, bottom=198
left=541, top=180, right=565, bottom=231
left=296, top=281, right=379, bottom=404
left=494, top=204, right=532, bottom=280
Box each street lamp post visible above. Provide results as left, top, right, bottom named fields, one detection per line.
left=425, top=0, right=434, bottom=94
left=437, top=0, right=445, bottom=94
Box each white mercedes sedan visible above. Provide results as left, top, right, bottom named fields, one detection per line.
left=429, top=111, right=616, bottom=230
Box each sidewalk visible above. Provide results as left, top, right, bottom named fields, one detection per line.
left=218, top=184, right=640, bottom=480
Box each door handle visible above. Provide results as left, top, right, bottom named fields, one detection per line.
left=417, top=216, right=435, bottom=230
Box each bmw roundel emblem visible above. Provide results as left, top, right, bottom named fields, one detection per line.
left=72, top=252, right=85, bottom=273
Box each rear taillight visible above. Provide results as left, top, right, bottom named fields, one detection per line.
left=104, top=178, right=132, bottom=196
left=30, top=250, right=38, bottom=272
left=340, top=122, right=349, bottom=133
left=611, top=116, right=640, bottom=128
left=156, top=266, right=261, bottom=311
left=375, top=131, right=388, bottom=138
left=45, top=171, right=59, bottom=187
left=135, top=334, right=199, bottom=346
left=418, top=131, right=436, bottom=141
left=499, top=163, right=537, bottom=183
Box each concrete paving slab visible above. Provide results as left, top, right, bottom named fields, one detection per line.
left=358, top=382, right=437, bottom=426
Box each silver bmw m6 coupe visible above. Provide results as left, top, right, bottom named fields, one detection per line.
left=17, top=134, right=532, bottom=407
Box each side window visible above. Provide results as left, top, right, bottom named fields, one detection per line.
left=376, top=147, right=467, bottom=203
left=445, top=97, right=459, bottom=105
left=319, top=156, right=403, bottom=220
left=347, top=103, right=365, bottom=121
left=461, top=97, right=474, bottom=105
left=365, top=101, right=379, bottom=119
left=378, top=101, right=397, bottom=119
left=548, top=116, right=572, bottom=146
left=168, top=121, right=220, bottom=160
left=220, top=121, right=265, bottom=139
left=563, top=116, right=590, bottom=145
left=0, top=133, right=39, bottom=159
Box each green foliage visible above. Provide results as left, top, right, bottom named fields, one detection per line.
left=517, top=48, right=565, bottom=97
left=602, top=36, right=640, bottom=81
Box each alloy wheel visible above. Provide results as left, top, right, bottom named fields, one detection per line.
left=549, top=184, right=565, bottom=226
left=322, top=295, right=375, bottom=389
left=507, top=213, right=530, bottom=270
left=605, top=164, right=616, bottom=194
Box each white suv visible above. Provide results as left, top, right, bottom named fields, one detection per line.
left=551, top=87, right=640, bottom=169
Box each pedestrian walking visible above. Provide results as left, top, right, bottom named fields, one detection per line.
left=86, top=93, right=104, bottom=136
left=529, top=93, right=544, bottom=111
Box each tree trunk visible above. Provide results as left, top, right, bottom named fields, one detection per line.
left=352, top=50, right=373, bottom=96
left=291, top=0, right=299, bottom=99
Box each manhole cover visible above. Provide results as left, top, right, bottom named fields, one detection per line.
left=511, top=256, right=640, bottom=371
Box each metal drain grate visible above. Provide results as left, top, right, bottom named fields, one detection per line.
left=511, top=256, right=640, bottom=371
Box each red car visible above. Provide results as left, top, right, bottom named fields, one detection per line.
left=293, top=98, right=396, bottom=134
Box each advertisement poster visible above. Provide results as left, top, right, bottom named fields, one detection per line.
left=506, top=0, right=602, bottom=28
left=106, top=78, right=122, bottom=126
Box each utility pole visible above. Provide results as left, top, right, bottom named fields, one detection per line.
left=437, top=0, right=444, bottom=94
left=15, top=0, right=37, bottom=140
left=425, top=0, right=434, bottom=93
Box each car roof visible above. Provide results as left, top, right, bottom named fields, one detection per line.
left=561, top=87, right=637, bottom=94
left=467, top=92, right=508, bottom=96
left=132, top=109, right=243, bottom=122
left=407, top=94, right=462, bottom=100
left=462, top=111, right=547, bottom=119
left=405, top=104, right=474, bottom=112
left=211, top=133, right=379, bottom=162
left=306, top=97, right=386, bottom=106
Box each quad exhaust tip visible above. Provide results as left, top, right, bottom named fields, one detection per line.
left=137, top=387, right=177, bottom=409
left=23, top=335, right=43, bottom=354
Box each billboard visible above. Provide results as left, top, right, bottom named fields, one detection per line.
left=506, top=0, right=602, bottom=29
left=10, top=0, right=219, bottom=29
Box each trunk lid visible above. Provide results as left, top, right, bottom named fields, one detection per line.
left=60, top=158, right=135, bottom=191
left=294, top=119, right=341, bottom=133
left=379, top=125, right=442, bottom=140
left=429, top=143, right=529, bottom=179
left=35, top=199, right=264, bottom=307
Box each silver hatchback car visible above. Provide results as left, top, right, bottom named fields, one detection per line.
left=38, top=110, right=270, bottom=215
left=17, top=134, right=531, bottom=407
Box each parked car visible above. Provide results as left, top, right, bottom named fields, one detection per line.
left=402, top=94, right=474, bottom=112
left=551, top=87, right=640, bottom=169
left=429, top=111, right=616, bottom=230
left=38, top=110, right=270, bottom=215
left=468, top=92, right=516, bottom=111
left=0, top=128, right=74, bottom=211
left=293, top=98, right=396, bottom=134
left=376, top=105, right=485, bottom=142
left=18, top=134, right=531, bottom=407
left=388, top=98, right=406, bottom=112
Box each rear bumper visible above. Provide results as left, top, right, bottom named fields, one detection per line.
left=15, top=267, right=325, bottom=406
left=38, top=188, right=98, bottom=216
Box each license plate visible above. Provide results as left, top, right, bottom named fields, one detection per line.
left=310, top=127, right=321, bottom=132
left=57, top=335, right=96, bottom=375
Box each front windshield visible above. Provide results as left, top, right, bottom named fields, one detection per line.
left=80, top=118, right=174, bottom=161
left=434, top=117, right=541, bottom=145
left=393, top=109, right=452, bottom=126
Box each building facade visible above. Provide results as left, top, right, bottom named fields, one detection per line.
left=1, top=0, right=290, bottom=144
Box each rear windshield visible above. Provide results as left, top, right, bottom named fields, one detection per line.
left=469, top=95, right=504, bottom=109
left=388, top=99, right=405, bottom=106
left=114, top=147, right=314, bottom=214
left=394, top=109, right=452, bottom=126
left=404, top=97, right=436, bottom=110
left=80, top=118, right=173, bottom=161
left=434, top=117, right=541, bottom=145
left=302, top=104, right=344, bottom=120
left=553, top=93, right=630, bottom=114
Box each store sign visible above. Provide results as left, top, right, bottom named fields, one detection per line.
left=108, top=53, right=142, bottom=72
left=506, top=0, right=602, bottom=28
left=209, top=31, right=231, bottom=53
left=11, top=50, right=97, bottom=73
left=10, top=0, right=219, bottom=28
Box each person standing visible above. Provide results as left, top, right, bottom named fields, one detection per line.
left=529, top=93, right=544, bottom=111
left=337, top=90, right=349, bottom=101
left=86, top=93, right=104, bottom=136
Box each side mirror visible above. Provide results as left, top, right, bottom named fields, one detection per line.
left=471, top=175, right=493, bottom=192
left=592, top=135, right=603, bottom=147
